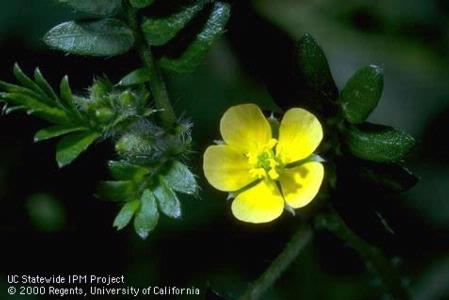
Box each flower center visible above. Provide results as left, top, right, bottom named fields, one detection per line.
left=248, top=139, right=283, bottom=180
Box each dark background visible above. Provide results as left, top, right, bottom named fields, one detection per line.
left=0, top=0, right=448, bottom=299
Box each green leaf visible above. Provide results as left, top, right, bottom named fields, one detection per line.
left=107, top=160, right=150, bottom=181
left=0, top=67, right=85, bottom=123
left=130, top=0, right=155, bottom=9
left=60, top=75, right=81, bottom=116
left=296, top=33, right=338, bottom=100
left=113, top=200, right=139, bottom=230
left=13, top=63, right=46, bottom=97
left=56, top=131, right=100, bottom=167
left=160, top=1, right=231, bottom=73
left=3, top=105, right=26, bottom=115
left=154, top=176, right=181, bottom=219
left=142, top=1, right=207, bottom=46
left=345, top=123, right=415, bottom=162
left=1, top=92, right=69, bottom=124
left=33, top=68, right=59, bottom=102
left=44, top=19, right=135, bottom=57
left=134, top=189, right=159, bottom=239
left=164, top=161, right=198, bottom=196
left=26, top=193, right=66, bottom=232
left=97, top=180, right=135, bottom=202
left=117, top=68, right=150, bottom=86
left=339, top=65, right=384, bottom=124
left=59, top=0, right=122, bottom=16
left=34, top=125, right=87, bottom=142
left=0, top=80, right=35, bottom=95
left=358, top=162, right=419, bottom=192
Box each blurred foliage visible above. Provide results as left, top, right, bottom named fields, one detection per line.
left=0, top=0, right=74, bottom=47
left=0, top=0, right=447, bottom=300
left=26, top=193, right=66, bottom=232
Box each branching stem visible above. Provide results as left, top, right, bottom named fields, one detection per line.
left=316, top=209, right=411, bottom=300
left=238, top=224, right=313, bottom=300
left=126, top=2, right=176, bottom=128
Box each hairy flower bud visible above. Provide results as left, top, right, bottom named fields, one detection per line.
left=95, top=107, right=115, bottom=123
left=119, top=91, right=134, bottom=108
left=115, top=133, right=153, bottom=159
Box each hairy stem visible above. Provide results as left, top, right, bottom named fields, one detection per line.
left=316, top=209, right=411, bottom=300
left=238, top=224, right=313, bottom=300
left=126, top=3, right=176, bottom=128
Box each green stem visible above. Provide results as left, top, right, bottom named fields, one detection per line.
left=238, top=224, right=313, bottom=300
left=316, top=209, right=411, bottom=300
left=126, top=3, right=176, bottom=128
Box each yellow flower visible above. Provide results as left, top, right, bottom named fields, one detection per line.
left=203, top=103, right=324, bottom=224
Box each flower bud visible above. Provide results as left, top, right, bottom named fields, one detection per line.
left=115, top=133, right=153, bottom=158
left=95, top=107, right=115, bottom=123
left=119, top=91, right=134, bottom=108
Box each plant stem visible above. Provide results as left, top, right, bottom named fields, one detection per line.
left=238, top=224, right=313, bottom=300
left=139, top=45, right=177, bottom=128
left=126, top=3, right=176, bottom=128
left=316, top=209, right=411, bottom=300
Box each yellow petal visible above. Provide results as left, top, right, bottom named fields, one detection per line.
left=220, top=104, right=272, bottom=153
left=231, top=180, right=284, bottom=223
left=276, top=108, right=323, bottom=164
left=279, top=162, right=324, bottom=209
left=203, top=145, right=256, bottom=192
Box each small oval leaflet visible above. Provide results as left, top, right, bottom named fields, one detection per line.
left=113, top=200, right=140, bottom=230
left=345, top=123, right=415, bottom=163
left=44, top=19, right=135, bottom=57
left=142, top=0, right=208, bottom=46
left=339, top=65, right=384, bottom=124
left=134, top=190, right=159, bottom=239
left=154, top=176, right=182, bottom=219
left=160, top=1, right=231, bottom=73
left=118, top=68, right=151, bottom=86
left=297, top=33, right=338, bottom=100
